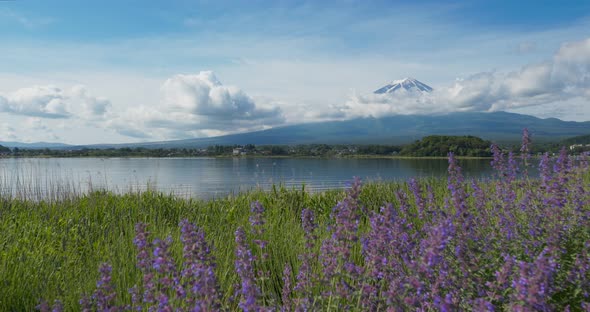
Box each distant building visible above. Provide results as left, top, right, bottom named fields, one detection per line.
left=570, top=144, right=590, bottom=150
left=233, top=148, right=245, bottom=156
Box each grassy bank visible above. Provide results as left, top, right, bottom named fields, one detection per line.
left=1, top=150, right=590, bottom=311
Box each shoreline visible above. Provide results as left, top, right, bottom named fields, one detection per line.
left=1, top=154, right=496, bottom=160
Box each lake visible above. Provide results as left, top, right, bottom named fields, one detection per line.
left=0, top=157, right=501, bottom=200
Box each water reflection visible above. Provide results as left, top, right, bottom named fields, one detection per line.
left=0, top=157, right=535, bottom=200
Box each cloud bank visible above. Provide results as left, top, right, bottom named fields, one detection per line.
left=113, top=71, right=285, bottom=139
left=0, top=85, right=111, bottom=119
left=343, top=38, right=590, bottom=118
left=0, top=72, right=284, bottom=142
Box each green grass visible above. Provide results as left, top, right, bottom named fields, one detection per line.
left=1, top=170, right=588, bottom=310
left=0, top=180, right=443, bottom=311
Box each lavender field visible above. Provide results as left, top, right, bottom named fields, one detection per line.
left=3, top=134, right=590, bottom=311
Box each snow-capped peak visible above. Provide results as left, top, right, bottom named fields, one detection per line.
left=374, top=77, right=433, bottom=94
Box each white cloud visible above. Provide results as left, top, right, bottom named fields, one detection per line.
left=553, top=38, right=590, bottom=90
left=1, top=86, right=70, bottom=118
left=509, top=97, right=590, bottom=121
left=0, top=85, right=111, bottom=120
left=113, top=71, right=285, bottom=140
left=343, top=37, right=590, bottom=119
left=0, top=125, right=17, bottom=141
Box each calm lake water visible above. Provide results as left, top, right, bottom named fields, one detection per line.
left=0, top=157, right=501, bottom=199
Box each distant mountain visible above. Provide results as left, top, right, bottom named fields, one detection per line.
left=87, top=111, right=590, bottom=149
left=0, top=141, right=72, bottom=149
left=7, top=112, right=589, bottom=150
left=374, top=77, right=433, bottom=94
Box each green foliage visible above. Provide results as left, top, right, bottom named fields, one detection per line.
left=356, top=144, right=401, bottom=155
left=400, top=135, right=492, bottom=157
left=562, top=134, right=590, bottom=145
left=0, top=145, right=10, bottom=154
left=561, top=134, right=590, bottom=154
left=6, top=143, right=404, bottom=158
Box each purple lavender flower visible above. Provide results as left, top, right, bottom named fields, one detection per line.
left=301, top=208, right=317, bottom=247
left=507, top=152, right=518, bottom=182
left=447, top=152, right=467, bottom=216
left=363, top=203, right=403, bottom=279
left=131, top=222, right=157, bottom=305
left=420, top=218, right=454, bottom=269
left=51, top=300, right=64, bottom=312
left=36, top=301, right=50, bottom=312
left=426, top=184, right=436, bottom=212
left=395, top=190, right=411, bottom=217
left=490, top=144, right=506, bottom=176
left=433, top=293, right=454, bottom=312
left=539, top=152, right=552, bottom=188
left=79, top=295, right=92, bottom=312
left=133, top=223, right=151, bottom=272
left=472, top=298, right=495, bottom=311
left=331, top=177, right=362, bottom=245
left=362, top=202, right=415, bottom=309
left=319, top=177, right=364, bottom=299
left=235, top=226, right=261, bottom=312
left=179, top=219, right=220, bottom=310
left=540, top=148, right=571, bottom=209
left=408, top=178, right=425, bottom=219
left=128, top=286, right=141, bottom=311
left=554, top=147, right=571, bottom=177
left=282, top=263, right=293, bottom=312
left=151, top=236, right=179, bottom=310
left=92, top=263, right=118, bottom=311
left=568, top=241, right=590, bottom=302
left=157, top=293, right=172, bottom=312
left=249, top=201, right=269, bottom=258
left=471, top=180, right=486, bottom=213
left=509, top=248, right=558, bottom=311
left=250, top=201, right=266, bottom=230
left=294, top=208, right=318, bottom=310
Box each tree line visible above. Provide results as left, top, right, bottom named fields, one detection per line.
left=0, top=134, right=582, bottom=158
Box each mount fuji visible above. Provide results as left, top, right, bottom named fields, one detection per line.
left=374, top=77, right=433, bottom=94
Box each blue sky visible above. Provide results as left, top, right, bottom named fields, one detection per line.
left=1, top=0, right=590, bottom=144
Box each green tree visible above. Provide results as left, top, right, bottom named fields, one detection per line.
left=0, top=145, right=10, bottom=154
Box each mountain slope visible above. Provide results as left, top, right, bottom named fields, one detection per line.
left=92, top=111, right=590, bottom=148
left=0, top=141, right=72, bottom=149
left=11, top=112, right=587, bottom=150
